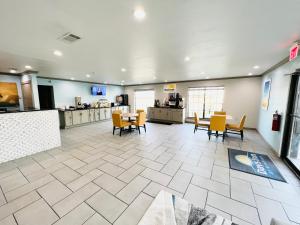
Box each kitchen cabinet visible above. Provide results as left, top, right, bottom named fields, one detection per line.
left=148, top=107, right=155, bottom=119
left=89, top=109, right=95, bottom=122
left=147, top=107, right=185, bottom=124
left=172, top=110, right=183, bottom=123
left=95, top=109, right=100, bottom=121
left=81, top=110, right=90, bottom=123
left=72, top=111, right=81, bottom=125
left=100, top=108, right=105, bottom=120
left=64, top=111, right=73, bottom=127
left=59, top=107, right=121, bottom=129
left=104, top=108, right=111, bottom=119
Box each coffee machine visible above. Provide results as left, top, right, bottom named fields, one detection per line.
left=75, top=97, right=84, bottom=109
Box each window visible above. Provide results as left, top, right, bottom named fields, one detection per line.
left=134, top=90, right=155, bottom=112
left=188, top=87, right=224, bottom=118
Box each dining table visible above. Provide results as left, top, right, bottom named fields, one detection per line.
left=208, top=114, right=233, bottom=121
left=121, top=112, right=138, bottom=132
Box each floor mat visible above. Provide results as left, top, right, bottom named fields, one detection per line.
left=228, top=148, right=286, bottom=182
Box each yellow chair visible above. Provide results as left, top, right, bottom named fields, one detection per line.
left=112, top=113, right=132, bottom=136
left=208, top=115, right=226, bottom=141
left=112, top=110, right=122, bottom=114
left=136, top=109, right=144, bottom=113
left=132, top=112, right=146, bottom=134
left=194, top=112, right=210, bottom=133
left=214, top=111, right=226, bottom=115
left=226, top=115, right=246, bottom=140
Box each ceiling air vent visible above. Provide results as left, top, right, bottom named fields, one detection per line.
left=59, top=33, right=81, bottom=43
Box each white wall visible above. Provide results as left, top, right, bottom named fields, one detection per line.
left=125, top=77, right=262, bottom=128
left=37, top=78, right=124, bottom=108
left=257, top=57, right=300, bottom=155
left=0, top=74, right=24, bottom=110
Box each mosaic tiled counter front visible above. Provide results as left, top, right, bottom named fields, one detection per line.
left=0, top=110, right=61, bottom=163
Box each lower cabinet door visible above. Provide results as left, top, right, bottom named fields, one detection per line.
left=105, top=108, right=111, bottom=119
left=81, top=110, right=90, bottom=123
left=64, top=112, right=73, bottom=127
left=100, top=108, right=105, bottom=120
left=89, top=109, right=95, bottom=122
left=172, top=111, right=183, bottom=123
left=161, top=110, right=169, bottom=120
left=72, top=111, right=81, bottom=125
left=166, top=110, right=173, bottom=121
left=95, top=109, right=100, bottom=121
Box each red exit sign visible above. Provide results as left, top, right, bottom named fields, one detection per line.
left=290, top=44, right=299, bottom=61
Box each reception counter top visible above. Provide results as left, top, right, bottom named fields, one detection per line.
left=0, top=110, right=61, bottom=163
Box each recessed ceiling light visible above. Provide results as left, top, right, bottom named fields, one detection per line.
left=153, top=76, right=157, bottom=80
left=86, top=74, right=91, bottom=78
left=205, top=76, right=209, bottom=79
left=248, top=72, right=253, bottom=76
left=121, top=68, right=127, bottom=72
left=121, top=80, right=125, bottom=83
left=134, top=7, right=146, bottom=20
left=70, top=77, right=75, bottom=80
left=164, top=80, right=168, bottom=82
left=10, top=69, right=17, bottom=73
left=253, top=65, right=260, bottom=69
left=200, top=72, right=205, bottom=75
left=184, top=56, right=190, bottom=62
left=25, top=65, right=32, bottom=70
left=104, top=81, right=108, bottom=84
left=53, top=50, right=63, bottom=56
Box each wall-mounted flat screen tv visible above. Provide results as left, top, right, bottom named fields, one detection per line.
left=91, top=86, right=106, bottom=96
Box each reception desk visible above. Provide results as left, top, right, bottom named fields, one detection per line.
left=0, top=110, right=61, bottom=163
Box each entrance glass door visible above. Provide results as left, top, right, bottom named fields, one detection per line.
left=287, top=116, right=300, bottom=171
left=283, top=72, right=300, bottom=175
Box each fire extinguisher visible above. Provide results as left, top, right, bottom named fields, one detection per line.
left=272, top=110, right=281, bottom=131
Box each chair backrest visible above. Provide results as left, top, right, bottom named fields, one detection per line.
left=113, top=110, right=122, bottom=114
left=210, top=115, right=226, bottom=131
left=214, top=111, right=226, bottom=115
left=112, top=113, right=122, bottom=127
left=239, top=115, right=246, bottom=130
left=194, top=112, right=199, bottom=125
left=136, top=109, right=144, bottom=113
left=136, top=112, right=146, bottom=126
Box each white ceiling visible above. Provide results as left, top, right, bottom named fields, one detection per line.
left=0, top=0, right=300, bottom=85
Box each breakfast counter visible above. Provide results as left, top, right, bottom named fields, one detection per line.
left=59, top=105, right=130, bottom=129
left=0, top=110, right=61, bottom=163
left=147, top=107, right=185, bottom=123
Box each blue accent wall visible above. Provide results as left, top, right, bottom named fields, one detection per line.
left=37, top=78, right=124, bottom=108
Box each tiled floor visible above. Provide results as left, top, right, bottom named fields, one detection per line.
left=0, top=121, right=300, bottom=225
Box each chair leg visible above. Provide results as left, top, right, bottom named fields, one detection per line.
left=113, top=126, right=115, bottom=135
left=208, top=130, right=211, bottom=140
left=222, top=132, right=225, bottom=142
left=194, top=125, right=197, bottom=133
left=119, top=128, right=122, bottom=136
left=241, top=130, right=244, bottom=141
left=143, top=124, right=146, bottom=132
left=138, top=126, right=141, bottom=134
left=216, top=131, right=219, bottom=137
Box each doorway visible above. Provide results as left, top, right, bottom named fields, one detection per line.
left=282, top=70, right=300, bottom=177
left=38, top=85, right=55, bottom=110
